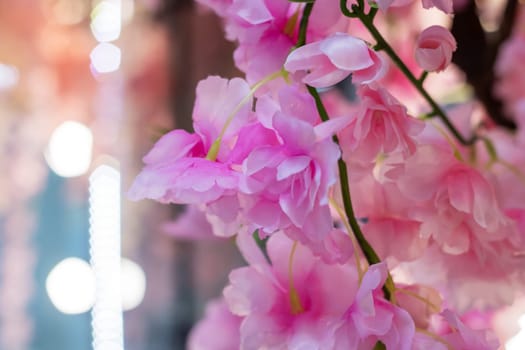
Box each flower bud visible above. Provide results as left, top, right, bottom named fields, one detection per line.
left=415, top=25, right=457, bottom=72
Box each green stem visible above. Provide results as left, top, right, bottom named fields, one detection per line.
left=373, top=342, right=386, bottom=350
left=296, top=3, right=314, bottom=47
left=339, top=0, right=355, bottom=17
left=342, top=0, right=478, bottom=146
left=298, top=0, right=394, bottom=302
left=419, top=71, right=428, bottom=83
left=368, top=6, right=378, bottom=20
left=307, top=85, right=393, bottom=302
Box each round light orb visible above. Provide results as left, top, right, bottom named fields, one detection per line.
left=46, top=257, right=96, bottom=314
left=90, top=1, right=121, bottom=43
left=90, top=43, right=121, bottom=74
left=45, top=121, right=93, bottom=178
left=121, top=258, right=146, bottom=311
left=507, top=332, right=525, bottom=350
left=0, top=64, right=19, bottom=90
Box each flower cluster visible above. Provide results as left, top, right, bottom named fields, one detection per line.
left=130, top=0, right=525, bottom=348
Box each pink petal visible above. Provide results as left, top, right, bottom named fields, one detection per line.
left=320, top=33, right=374, bottom=71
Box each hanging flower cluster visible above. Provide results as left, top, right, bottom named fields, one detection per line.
left=130, top=0, right=525, bottom=348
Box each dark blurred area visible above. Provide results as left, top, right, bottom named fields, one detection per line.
left=0, top=1, right=242, bottom=349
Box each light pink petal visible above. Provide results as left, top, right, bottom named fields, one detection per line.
left=187, top=298, right=241, bottom=350
left=276, top=155, right=311, bottom=180
left=377, top=301, right=415, bottom=350
left=227, top=123, right=278, bottom=164
left=239, top=313, right=287, bottom=349
left=229, top=0, right=273, bottom=25
left=314, top=116, right=352, bottom=141
left=351, top=52, right=387, bottom=84
left=302, top=65, right=351, bottom=88
left=352, top=305, right=393, bottom=337
left=415, top=26, right=456, bottom=72
left=355, top=263, right=388, bottom=315
left=320, top=33, right=374, bottom=71
left=235, top=231, right=280, bottom=284
left=284, top=41, right=324, bottom=71
left=278, top=86, right=319, bottom=126
left=273, top=112, right=316, bottom=152
left=243, top=146, right=284, bottom=176
left=307, top=0, right=346, bottom=35
left=193, top=76, right=252, bottom=146
left=245, top=200, right=285, bottom=233
left=447, top=171, right=473, bottom=213
left=308, top=262, right=359, bottom=316
left=470, top=174, right=498, bottom=229
left=300, top=206, right=334, bottom=243
left=266, top=233, right=316, bottom=287
left=223, top=267, right=277, bottom=316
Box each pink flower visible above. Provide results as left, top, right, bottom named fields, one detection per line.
left=127, top=130, right=239, bottom=204
left=285, top=32, right=386, bottom=88
left=239, top=112, right=341, bottom=243
left=128, top=76, right=253, bottom=206
left=205, top=0, right=346, bottom=86
left=347, top=173, right=429, bottom=264
left=335, top=263, right=416, bottom=350
left=339, top=85, right=424, bottom=168
left=397, top=145, right=515, bottom=255
left=415, top=26, right=456, bottom=72
left=187, top=298, right=242, bottom=350
left=224, top=233, right=415, bottom=349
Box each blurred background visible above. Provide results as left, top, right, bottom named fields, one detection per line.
left=0, top=1, right=244, bottom=349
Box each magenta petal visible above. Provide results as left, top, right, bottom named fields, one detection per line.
left=143, top=130, right=203, bottom=164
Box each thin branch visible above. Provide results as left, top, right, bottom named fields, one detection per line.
left=346, top=2, right=478, bottom=145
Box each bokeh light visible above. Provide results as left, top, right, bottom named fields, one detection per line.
left=121, top=258, right=146, bottom=311
left=45, top=121, right=94, bottom=178
left=0, top=64, right=19, bottom=90
left=89, top=164, right=123, bottom=350
left=90, top=1, right=121, bottom=43
left=90, top=43, right=122, bottom=73
left=45, top=257, right=96, bottom=315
